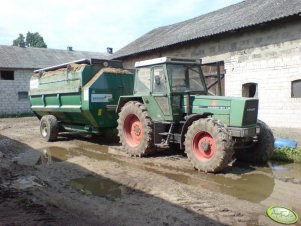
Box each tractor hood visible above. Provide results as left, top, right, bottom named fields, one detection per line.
left=181, top=95, right=259, bottom=127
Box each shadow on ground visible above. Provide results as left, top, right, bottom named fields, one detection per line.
left=0, top=134, right=225, bottom=226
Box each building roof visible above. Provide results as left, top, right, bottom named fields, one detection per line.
left=113, top=0, right=301, bottom=59
left=0, top=45, right=109, bottom=69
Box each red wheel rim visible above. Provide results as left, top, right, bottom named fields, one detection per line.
left=123, top=114, right=143, bottom=147
left=192, top=131, right=216, bottom=161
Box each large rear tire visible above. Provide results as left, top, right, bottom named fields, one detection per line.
left=235, top=120, right=274, bottom=163
left=40, top=115, right=59, bottom=142
left=184, top=118, right=234, bottom=173
left=117, top=101, right=154, bottom=157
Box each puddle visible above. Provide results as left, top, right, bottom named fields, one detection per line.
left=127, top=160, right=301, bottom=204
left=269, top=161, right=301, bottom=181
left=141, top=166, right=275, bottom=203
left=36, top=147, right=73, bottom=165
left=72, top=147, right=120, bottom=163
left=16, top=145, right=301, bottom=205
left=34, top=146, right=119, bottom=166
left=144, top=161, right=197, bottom=175
left=84, top=144, right=109, bottom=153
left=70, top=177, right=124, bottom=199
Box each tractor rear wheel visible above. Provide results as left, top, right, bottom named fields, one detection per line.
left=117, top=101, right=154, bottom=157
left=185, top=118, right=234, bottom=173
left=235, top=120, right=274, bottom=163
left=40, top=115, right=59, bottom=142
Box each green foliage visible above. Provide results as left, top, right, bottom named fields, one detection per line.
left=25, top=32, right=47, bottom=48
left=270, top=147, right=301, bottom=163
left=13, top=31, right=47, bottom=48
left=13, top=33, right=26, bottom=47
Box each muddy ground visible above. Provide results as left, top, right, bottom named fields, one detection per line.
left=0, top=117, right=300, bottom=226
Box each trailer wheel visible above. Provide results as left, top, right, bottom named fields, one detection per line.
left=235, top=120, right=274, bottom=163
left=40, top=115, right=59, bottom=142
left=185, top=118, right=234, bottom=173
left=117, top=101, right=154, bottom=157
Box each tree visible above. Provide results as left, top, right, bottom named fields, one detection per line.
left=13, top=32, right=47, bottom=48
left=13, top=34, right=26, bottom=47
left=25, top=32, right=47, bottom=48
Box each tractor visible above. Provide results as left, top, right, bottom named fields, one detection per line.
left=116, top=57, right=274, bottom=173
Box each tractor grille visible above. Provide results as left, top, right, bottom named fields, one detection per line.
left=242, top=99, right=258, bottom=126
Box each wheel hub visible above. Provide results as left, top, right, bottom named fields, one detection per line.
left=200, top=141, right=210, bottom=152
left=192, top=131, right=216, bottom=161
left=41, top=123, right=48, bottom=137
left=124, top=114, right=143, bottom=147
left=133, top=124, right=141, bottom=136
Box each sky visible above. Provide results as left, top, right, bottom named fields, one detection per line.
left=0, top=0, right=242, bottom=53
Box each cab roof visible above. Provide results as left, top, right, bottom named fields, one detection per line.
left=135, top=57, right=201, bottom=68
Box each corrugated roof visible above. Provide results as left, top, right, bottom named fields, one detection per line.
left=113, top=0, right=301, bottom=59
left=0, top=45, right=109, bottom=69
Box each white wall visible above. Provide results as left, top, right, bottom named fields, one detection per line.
left=225, top=39, right=301, bottom=128
left=0, top=69, right=32, bottom=115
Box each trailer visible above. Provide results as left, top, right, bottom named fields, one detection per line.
left=29, top=58, right=134, bottom=141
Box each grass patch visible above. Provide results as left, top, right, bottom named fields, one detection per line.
left=270, top=147, right=301, bottom=163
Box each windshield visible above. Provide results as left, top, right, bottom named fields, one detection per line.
left=167, top=64, right=207, bottom=93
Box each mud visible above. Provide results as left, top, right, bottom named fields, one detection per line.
left=70, top=177, right=125, bottom=199
left=0, top=117, right=301, bottom=225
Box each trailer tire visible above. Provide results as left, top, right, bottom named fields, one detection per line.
left=117, top=101, right=154, bottom=157
left=40, top=115, right=59, bottom=142
left=235, top=120, right=274, bottom=163
left=185, top=118, right=234, bottom=173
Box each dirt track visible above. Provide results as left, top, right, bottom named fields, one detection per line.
left=0, top=117, right=301, bottom=226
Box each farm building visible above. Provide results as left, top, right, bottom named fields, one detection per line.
left=0, top=45, right=107, bottom=115
left=113, top=0, right=301, bottom=141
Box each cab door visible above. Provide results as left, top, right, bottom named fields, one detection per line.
left=151, top=66, right=173, bottom=121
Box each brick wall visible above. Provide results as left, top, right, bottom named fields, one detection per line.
left=120, top=18, right=301, bottom=129
left=0, top=69, right=32, bottom=115
left=225, top=40, right=301, bottom=128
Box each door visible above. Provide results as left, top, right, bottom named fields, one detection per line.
left=152, top=66, right=172, bottom=119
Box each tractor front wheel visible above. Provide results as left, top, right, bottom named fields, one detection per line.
left=235, top=120, right=274, bottom=163
left=117, top=101, right=154, bottom=157
left=185, top=118, right=234, bottom=173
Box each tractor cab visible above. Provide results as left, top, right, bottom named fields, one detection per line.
left=129, top=57, right=211, bottom=122
left=134, top=57, right=207, bottom=95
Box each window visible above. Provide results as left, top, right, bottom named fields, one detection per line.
left=1, top=70, right=14, bottom=80
left=292, top=80, right=301, bottom=98
left=135, top=68, right=151, bottom=92
left=242, top=83, right=258, bottom=98
left=167, top=64, right=206, bottom=92
left=201, top=62, right=225, bottom=96
left=153, top=66, right=166, bottom=93
left=18, top=91, right=29, bottom=100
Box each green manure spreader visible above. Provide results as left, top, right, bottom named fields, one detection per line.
left=30, top=57, right=274, bottom=173
left=29, top=58, right=134, bottom=139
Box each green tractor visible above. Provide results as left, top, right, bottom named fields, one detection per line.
left=116, top=57, right=274, bottom=173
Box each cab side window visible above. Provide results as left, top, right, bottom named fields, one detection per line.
left=153, top=67, right=166, bottom=93
left=135, top=67, right=151, bottom=92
